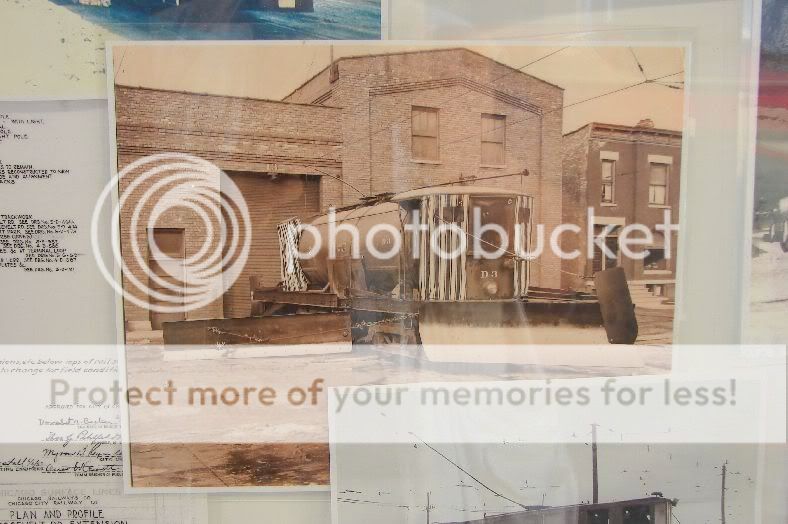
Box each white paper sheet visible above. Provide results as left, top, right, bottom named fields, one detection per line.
left=0, top=100, right=207, bottom=523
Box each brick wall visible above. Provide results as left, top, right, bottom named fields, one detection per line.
left=562, top=123, right=682, bottom=288
left=560, top=125, right=591, bottom=290
left=115, top=87, right=342, bottom=180
left=115, top=87, right=341, bottom=324
left=589, top=129, right=682, bottom=284
left=116, top=153, right=225, bottom=324
left=285, top=48, right=565, bottom=288
left=115, top=48, right=571, bottom=327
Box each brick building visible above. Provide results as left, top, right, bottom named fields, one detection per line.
left=561, top=120, right=682, bottom=298
left=115, top=88, right=341, bottom=329
left=114, top=48, right=566, bottom=333
left=285, top=48, right=565, bottom=289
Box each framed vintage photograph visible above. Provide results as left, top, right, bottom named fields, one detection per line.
left=0, top=0, right=783, bottom=522
left=103, top=40, right=687, bottom=490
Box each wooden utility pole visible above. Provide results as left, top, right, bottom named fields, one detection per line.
left=426, top=491, right=431, bottom=524
left=591, top=423, right=599, bottom=504
left=721, top=461, right=727, bottom=524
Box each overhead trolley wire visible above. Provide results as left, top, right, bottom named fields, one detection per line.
left=409, top=432, right=532, bottom=511
left=629, top=47, right=648, bottom=81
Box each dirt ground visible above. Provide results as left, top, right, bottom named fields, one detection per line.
left=634, top=306, right=674, bottom=345
left=130, top=443, right=329, bottom=487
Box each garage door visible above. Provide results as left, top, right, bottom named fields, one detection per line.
left=221, top=173, right=320, bottom=319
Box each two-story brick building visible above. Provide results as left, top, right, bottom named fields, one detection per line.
left=284, top=48, right=565, bottom=288
left=114, top=48, right=566, bottom=335
left=561, top=120, right=682, bottom=298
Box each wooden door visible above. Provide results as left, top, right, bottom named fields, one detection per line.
left=148, top=228, right=186, bottom=330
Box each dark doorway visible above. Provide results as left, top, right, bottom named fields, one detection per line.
left=148, top=228, right=186, bottom=330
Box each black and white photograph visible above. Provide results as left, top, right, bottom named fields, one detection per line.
left=104, top=42, right=687, bottom=488
left=329, top=440, right=763, bottom=524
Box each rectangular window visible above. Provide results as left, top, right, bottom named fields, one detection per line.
left=441, top=205, right=464, bottom=224
left=601, top=159, right=615, bottom=203
left=586, top=509, right=610, bottom=524
left=649, top=163, right=669, bottom=205
left=623, top=505, right=653, bottom=524
left=412, top=106, right=439, bottom=161
left=591, top=225, right=619, bottom=273
left=644, top=248, right=667, bottom=271
left=481, top=113, right=506, bottom=166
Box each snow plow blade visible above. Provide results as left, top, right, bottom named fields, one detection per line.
left=160, top=312, right=353, bottom=360
left=417, top=291, right=641, bottom=367
left=594, top=267, right=639, bottom=344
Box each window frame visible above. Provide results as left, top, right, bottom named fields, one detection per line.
left=585, top=508, right=610, bottom=524
left=648, top=162, right=670, bottom=206
left=411, top=106, right=440, bottom=163
left=480, top=113, right=506, bottom=167
left=644, top=247, right=666, bottom=269
left=600, top=158, right=616, bottom=205
left=623, top=504, right=655, bottom=524
left=591, top=227, right=620, bottom=274
left=643, top=246, right=671, bottom=274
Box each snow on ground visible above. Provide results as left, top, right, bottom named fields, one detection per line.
left=124, top=343, right=671, bottom=487
left=748, top=232, right=788, bottom=344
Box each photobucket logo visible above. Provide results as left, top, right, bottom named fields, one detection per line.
left=291, top=207, right=678, bottom=262
left=91, top=153, right=251, bottom=315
